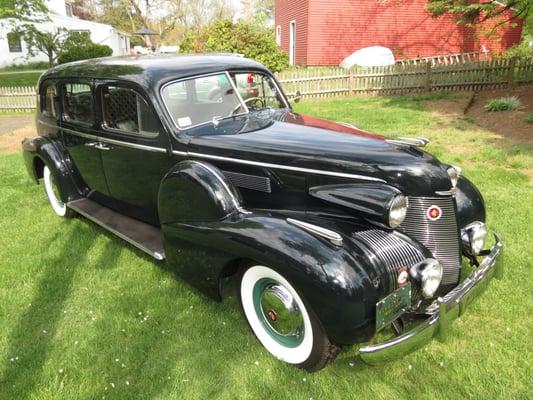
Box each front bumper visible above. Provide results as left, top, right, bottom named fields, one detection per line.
left=359, top=234, right=503, bottom=364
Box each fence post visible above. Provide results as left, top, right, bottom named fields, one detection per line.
left=349, top=67, right=354, bottom=96
left=425, top=62, right=432, bottom=92
left=507, top=57, right=516, bottom=88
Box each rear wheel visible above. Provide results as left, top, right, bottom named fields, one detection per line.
left=239, top=265, right=339, bottom=371
left=43, top=166, right=74, bottom=218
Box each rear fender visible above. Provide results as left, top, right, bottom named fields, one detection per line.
left=22, top=136, right=85, bottom=202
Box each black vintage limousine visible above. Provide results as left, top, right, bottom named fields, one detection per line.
left=22, top=54, right=503, bottom=371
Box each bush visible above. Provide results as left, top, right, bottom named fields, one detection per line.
left=57, top=43, right=113, bottom=64
left=526, top=114, right=533, bottom=124
left=180, top=20, right=289, bottom=72
left=0, top=61, right=49, bottom=71
left=484, top=96, right=521, bottom=112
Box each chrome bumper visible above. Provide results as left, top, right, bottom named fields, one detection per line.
left=359, top=235, right=503, bottom=365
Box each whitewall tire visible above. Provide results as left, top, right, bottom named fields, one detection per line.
left=239, top=265, right=339, bottom=371
left=43, top=166, right=73, bottom=218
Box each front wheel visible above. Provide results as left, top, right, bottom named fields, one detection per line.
left=239, top=265, right=339, bottom=371
left=43, top=165, right=74, bottom=218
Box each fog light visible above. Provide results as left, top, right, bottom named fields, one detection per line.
left=461, top=221, right=487, bottom=256
left=410, top=259, right=443, bottom=298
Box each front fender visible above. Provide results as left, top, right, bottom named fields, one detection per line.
left=22, top=136, right=84, bottom=202
left=162, top=212, right=380, bottom=345
left=455, top=175, right=486, bottom=228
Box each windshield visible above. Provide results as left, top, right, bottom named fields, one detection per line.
left=161, top=71, right=287, bottom=130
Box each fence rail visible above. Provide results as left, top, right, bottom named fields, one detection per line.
left=1, top=58, right=533, bottom=111
left=277, top=57, right=533, bottom=99
left=0, top=86, right=36, bottom=112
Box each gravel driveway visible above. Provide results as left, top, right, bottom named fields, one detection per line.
left=0, top=115, right=34, bottom=136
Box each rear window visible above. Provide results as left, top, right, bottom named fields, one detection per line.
left=40, top=81, right=57, bottom=118
left=101, top=86, right=159, bottom=137
left=62, top=83, right=94, bottom=125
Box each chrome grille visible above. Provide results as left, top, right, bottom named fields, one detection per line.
left=222, top=171, right=271, bottom=193
left=398, top=196, right=461, bottom=285
left=354, top=229, right=425, bottom=291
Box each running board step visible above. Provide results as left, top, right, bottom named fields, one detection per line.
left=68, top=198, right=165, bottom=260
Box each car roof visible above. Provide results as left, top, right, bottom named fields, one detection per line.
left=41, top=54, right=270, bottom=90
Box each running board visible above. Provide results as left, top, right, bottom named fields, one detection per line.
left=68, top=198, right=165, bottom=260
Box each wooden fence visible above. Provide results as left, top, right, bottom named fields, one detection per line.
left=1, top=58, right=532, bottom=111
left=0, top=86, right=36, bottom=112
left=277, top=57, right=533, bottom=99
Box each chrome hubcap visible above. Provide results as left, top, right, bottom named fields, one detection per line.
left=259, top=283, right=304, bottom=338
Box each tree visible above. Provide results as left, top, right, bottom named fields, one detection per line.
left=21, top=26, right=72, bottom=67
left=180, top=19, right=289, bottom=72
left=427, top=0, right=533, bottom=28
left=0, top=0, right=48, bottom=21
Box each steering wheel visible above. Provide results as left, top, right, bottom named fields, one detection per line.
left=231, top=96, right=266, bottom=115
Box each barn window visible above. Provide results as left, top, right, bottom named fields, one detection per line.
left=7, top=31, right=22, bottom=53
left=276, top=25, right=281, bottom=46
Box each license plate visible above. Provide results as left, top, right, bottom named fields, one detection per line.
left=376, top=283, right=412, bottom=332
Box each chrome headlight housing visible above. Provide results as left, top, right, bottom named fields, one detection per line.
left=461, top=221, right=487, bottom=256
left=410, top=259, right=443, bottom=298
left=388, top=194, right=408, bottom=228
left=447, top=165, right=462, bottom=188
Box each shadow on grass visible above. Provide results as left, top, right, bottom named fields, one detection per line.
left=0, top=223, right=121, bottom=399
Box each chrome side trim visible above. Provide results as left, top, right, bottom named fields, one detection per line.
left=183, top=151, right=386, bottom=183
left=287, top=218, right=343, bottom=246
left=336, top=121, right=358, bottom=129
left=62, top=127, right=167, bottom=153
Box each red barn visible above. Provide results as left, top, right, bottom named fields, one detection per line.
left=274, top=0, right=524, bottom=65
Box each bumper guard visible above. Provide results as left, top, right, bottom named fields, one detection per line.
left=359, top=234, right=503, bottom=364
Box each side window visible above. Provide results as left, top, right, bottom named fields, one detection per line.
left=40, top=82, right=57, bottom=118
left=102, top=86, right=159, bottom=137
left=62, top=83, right=94, bottom=125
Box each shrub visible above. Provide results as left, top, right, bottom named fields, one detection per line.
left=57, top=43, right=113, bottom=64
left=526, top=114, right=533, bottom=124
left=180, top=19, right=289, bottom=72
left=484, top=96, right=521, bottom=112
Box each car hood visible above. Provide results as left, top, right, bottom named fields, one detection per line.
left=186, top=111, right=452, bottom=196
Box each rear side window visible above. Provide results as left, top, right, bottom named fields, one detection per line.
left=62, top=83, right=94, bottom=125
left=40, top=82, right=57, bottom=118
left=101, top=86, right=159, bottom=137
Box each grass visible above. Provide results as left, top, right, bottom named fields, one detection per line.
left=0, top=92, right=532, bottom=399
left=484, top=96, right=521, bottom=112
left=0, top=72, right=42, bottom=87
left=526, top=114, right=533, bottom=124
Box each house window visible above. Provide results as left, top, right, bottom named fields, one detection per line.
left=276, top=25, right=281, bottom=46
left=101, top=86, right=159, bottom=137
left=289, top=21, right=296, bottom=65
left=65, top=3, right=73, bottom=17
left=7, top=32, right=22, bottom=53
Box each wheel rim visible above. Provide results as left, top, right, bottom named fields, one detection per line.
left=254, top=278, right=304, bottom=348
left=241, top=266, right=314, bottom=364
left=43, top=166, right=67, bottom=216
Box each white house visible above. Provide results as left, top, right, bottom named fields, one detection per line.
left=0, top=0, right=130, bottom=67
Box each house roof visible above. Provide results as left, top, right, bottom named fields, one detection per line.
left=41, top=54, right=269, bottom=89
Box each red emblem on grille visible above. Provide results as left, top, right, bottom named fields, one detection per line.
left=427, top=205, right=442, bottom=221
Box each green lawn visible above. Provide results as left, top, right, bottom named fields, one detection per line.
left=0, top=93, right=531, bottom=399
left=0, top=72, right=42, bottom=87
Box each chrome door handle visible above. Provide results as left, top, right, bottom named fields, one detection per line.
left=94, top=142, right=112, bottom=151
left=84, top=142, right=97, bottom=147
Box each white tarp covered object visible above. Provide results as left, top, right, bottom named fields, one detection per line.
left=340, top=46, right=395, bottom=68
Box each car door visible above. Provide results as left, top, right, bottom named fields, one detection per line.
left=60, top=80, right=111, bottom=201
left=96, top=81, right=173, bottom=225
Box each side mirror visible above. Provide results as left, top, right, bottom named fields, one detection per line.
left=293, top=90, right=302, bottom=103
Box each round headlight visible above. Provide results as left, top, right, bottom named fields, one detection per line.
left=410, top=259, right=443, bottom=298
left=461, top=221, right=487, bottom=256
left=447, top=165, right=462, bottom=188
left=389, top=194, right=408, bottom=228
